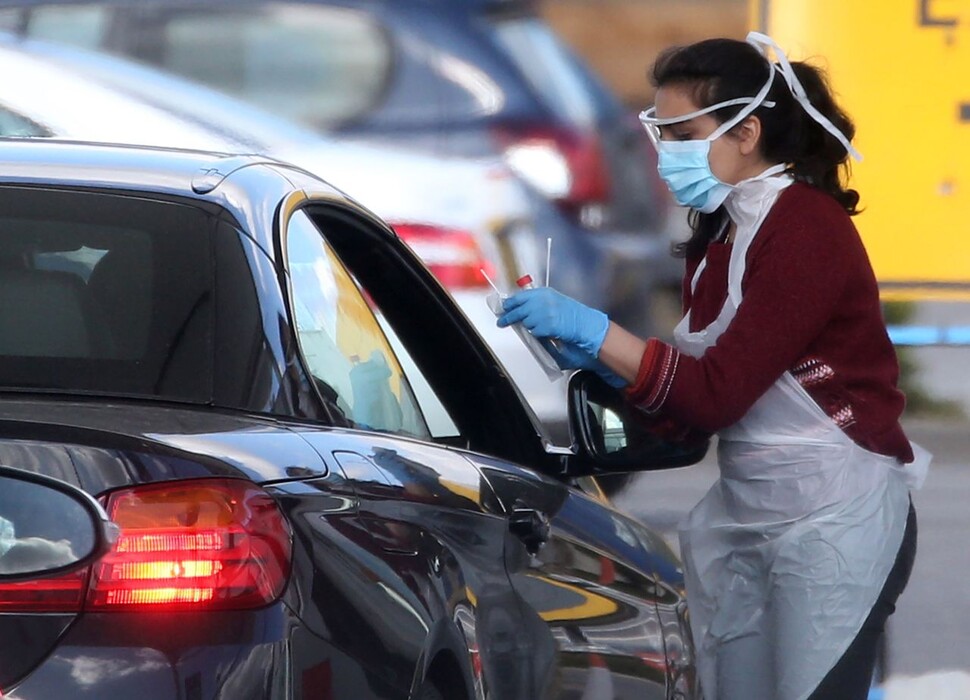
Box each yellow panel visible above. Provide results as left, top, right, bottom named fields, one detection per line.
left=751, top=0, right=970, bottom=289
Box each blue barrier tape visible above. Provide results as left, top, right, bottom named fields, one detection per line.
left=887, top=325, right=970, bottom=346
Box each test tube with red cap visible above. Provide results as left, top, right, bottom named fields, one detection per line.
left=516, top=274, right=563, bottom=352
left=516, top=274, right=536, bottom=290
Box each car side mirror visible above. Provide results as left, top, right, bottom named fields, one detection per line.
left=565, top=371, right=709, bottom=475
left=0, top=468, right=118, bottom=581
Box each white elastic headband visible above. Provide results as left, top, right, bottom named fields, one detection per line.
left=639, top=31, right=862, bottom=162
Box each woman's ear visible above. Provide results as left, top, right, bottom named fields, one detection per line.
left=736, top=116, right=762, bottom=156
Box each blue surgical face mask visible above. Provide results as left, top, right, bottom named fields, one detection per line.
left=645, top=75, right=776, bottom=214
left=656, top=138, right=733, bottom=213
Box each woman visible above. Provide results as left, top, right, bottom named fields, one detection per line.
left=497, top=32, right=930, bottom=700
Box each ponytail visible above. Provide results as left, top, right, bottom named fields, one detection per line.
left=781, top=62, right=859, bottom=214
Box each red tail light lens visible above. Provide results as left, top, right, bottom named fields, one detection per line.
left=0, top=569, right=87, bottom=612
left=493, top=124, right=611, bottom=211
left=393, top=222, right=495, bottom=290
left=88, top=479, right=291, bottom=610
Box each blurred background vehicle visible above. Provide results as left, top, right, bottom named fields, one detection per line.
left=0, top=0, right=683, bottom=336
left=0, top=32, right=592, bottom=432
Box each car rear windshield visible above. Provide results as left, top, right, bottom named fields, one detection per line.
left=0, top=186, right=215, bottom=402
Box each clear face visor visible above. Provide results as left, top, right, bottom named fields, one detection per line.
left=638, top=96, right=774, bottom=148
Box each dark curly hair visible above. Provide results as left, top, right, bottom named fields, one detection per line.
left=651, top=38, right=860, bottom=258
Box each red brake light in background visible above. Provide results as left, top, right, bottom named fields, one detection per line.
left=392, top=222, right=495, bottom=290
left=493, top=124, right=611, bottom=215
left=88, top=479, right=292, bottom=610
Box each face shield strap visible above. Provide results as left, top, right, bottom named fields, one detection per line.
left=746, top=31, right=862, bottom=162
left=639, top=97, right=775, bottom=127
left=639, top=67, right=776, bottom=144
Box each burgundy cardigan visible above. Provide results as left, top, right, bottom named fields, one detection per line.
left=626, top=182, right=914, bottom=463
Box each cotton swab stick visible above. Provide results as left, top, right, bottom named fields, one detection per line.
left=480, top=268, right=501, bottom=294
left=545, top=237, right=552, bottom=287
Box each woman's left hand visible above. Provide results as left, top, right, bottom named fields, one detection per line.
left=497, top=287, right=609, bottom=356
left=543, top=339, right=628, bottom=388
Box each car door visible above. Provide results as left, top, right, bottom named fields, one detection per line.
left=468, top=455, right=674, bottom=700
left=279, top=203, right=553, bottom=698
left=284, top=198, right=685, bottom=698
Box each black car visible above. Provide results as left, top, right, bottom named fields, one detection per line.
left=0, top=0, right=680, bottom=334
left=0, top=140, right=705, bottom=699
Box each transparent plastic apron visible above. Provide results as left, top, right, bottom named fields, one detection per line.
left=674, top=178, right=930, bottom=700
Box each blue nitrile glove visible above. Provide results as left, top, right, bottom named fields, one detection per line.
left=497, top=287, right=610, bottom=357
left=541, top=339, right=629, bottom=389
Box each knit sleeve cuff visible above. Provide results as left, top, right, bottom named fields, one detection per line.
left=624, top=338, right=680, bottom=414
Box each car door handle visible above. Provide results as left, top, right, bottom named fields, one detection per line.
left=508, top=507, right=550, bottom=555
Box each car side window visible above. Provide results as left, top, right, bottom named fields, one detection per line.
left=372, top=312, right=460, bottom=440
left=285, top=210, right=432, bottom=439
left=0, top=106, right=50, bottom=137
left=16, top=7, right=109, bottom=48
left=141, top=5, right=389, bottom=129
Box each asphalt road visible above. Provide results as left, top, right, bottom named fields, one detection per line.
left=611, top=417, right=970, bottom=691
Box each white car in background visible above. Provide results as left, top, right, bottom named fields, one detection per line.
left=0, top=34, right=572, bottom=433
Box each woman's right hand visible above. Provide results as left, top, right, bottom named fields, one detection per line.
left=497, top=287, right=610, bottom=356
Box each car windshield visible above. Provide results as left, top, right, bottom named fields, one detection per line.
left=0, top=186, right=215, bottom=403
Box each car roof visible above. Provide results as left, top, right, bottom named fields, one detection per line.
left=0, top=138, right=365, bottom=243
left=0, top=138, right=268, bottom=195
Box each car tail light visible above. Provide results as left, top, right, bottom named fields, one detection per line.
left=393, top=222, right=495, bottom=290
left=87, top=479, right=291, bottom=610
left=493, top=124, right=611, bottom=214
left=0, top=569, right=88, bottom=612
